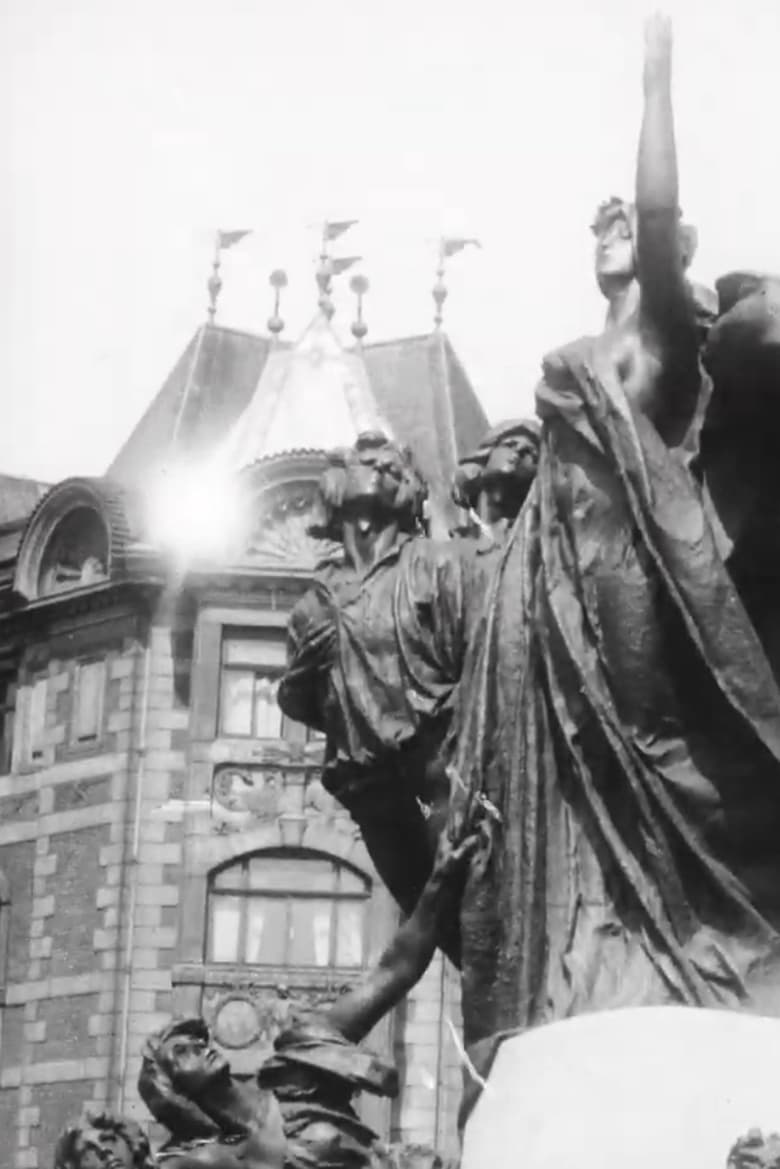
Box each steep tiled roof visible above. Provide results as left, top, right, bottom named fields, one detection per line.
left=0, top=474, right=49, bottom=526
left=215, top=314, right=390, bottom=473
left=107, top=321, right=488, bottom=516
left=108, top=325, right=276, bottom=487
left=361, top=332, right=488, bottom=510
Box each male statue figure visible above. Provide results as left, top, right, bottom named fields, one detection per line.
left=279, top=431, right=484, bottom=956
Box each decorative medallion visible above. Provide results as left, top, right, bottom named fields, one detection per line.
left=204, top=984, right=347, bottom=1054
left=213, top=996, right=261, bottom=1049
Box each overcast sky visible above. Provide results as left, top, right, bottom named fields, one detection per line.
left=3, top=0, right=780, bottom=483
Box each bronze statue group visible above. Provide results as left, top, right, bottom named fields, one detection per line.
left=56, top=13, right=780, bottom=1169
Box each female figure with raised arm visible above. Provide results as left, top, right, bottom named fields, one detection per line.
left=452, top=12, right=780, bottom=1088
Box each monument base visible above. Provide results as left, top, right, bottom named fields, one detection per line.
left=461, top=1006, right=780, bottom=1169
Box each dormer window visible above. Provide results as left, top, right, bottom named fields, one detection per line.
left=13, top=479, right=123, bottom=603
left=38, top=507, right=108, bottom=597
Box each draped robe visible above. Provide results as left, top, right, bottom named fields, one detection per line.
left=454, top=336, right=780, bottom=1061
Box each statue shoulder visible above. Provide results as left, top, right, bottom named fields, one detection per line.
left=157, top=1137, right=243, bottom=1168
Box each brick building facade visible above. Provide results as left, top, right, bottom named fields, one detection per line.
left=0, top=301, right=487, bottom=1166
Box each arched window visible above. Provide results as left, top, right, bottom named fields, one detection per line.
left=38, top=506, right=109, bottom=596
left=207, top=851, right=370, bottom=970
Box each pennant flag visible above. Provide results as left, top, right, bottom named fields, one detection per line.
left=442, top=236, right=481, bottom=259
left=330, top=256, right=362, bottom=276
left=324, top=219, right=358, bottom=242
left=218, top=229, right=252, bottom=250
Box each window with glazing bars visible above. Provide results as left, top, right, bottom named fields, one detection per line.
left=207, top=852, right=370, bottom=969
left=218, top=630, right=320, bottom=742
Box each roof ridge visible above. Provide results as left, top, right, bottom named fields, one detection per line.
left=0, top=472, right=50, bottom=487
left=205, top=321, right=290, bottom=345
left=215, top=312, right=389, bottom=471
left=360, top=332, right=436, bottom=351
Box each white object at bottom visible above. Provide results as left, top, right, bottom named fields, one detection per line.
left=461, top=1006, right=780, bottom=1169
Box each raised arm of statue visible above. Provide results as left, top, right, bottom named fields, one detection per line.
left=636, top=14, right=684, bottom=317
left=326, top=806, right=483, bottom=1044
left=635, top=13, right=700, bottom=438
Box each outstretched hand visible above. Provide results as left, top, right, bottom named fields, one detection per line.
left=431, top=766, right=496, bottom=884
left=432, top=820, right=482, bottom=882
left=643, top=11, right=673, bottom=93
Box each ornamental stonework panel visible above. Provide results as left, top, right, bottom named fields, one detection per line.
left=209, top=760, right=354, bottom=836
left=201, top=980, right=347, bottom=1073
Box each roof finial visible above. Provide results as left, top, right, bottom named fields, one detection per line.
left=433, top=236, right=481, bottom=330
left=316, top=220, right=358, bottom=320
left=268, top=269, right=288, bottom=339
left=316, top=256, right=335, bottom=320
left=208, top=230, right=252, bottom=322
left=433, top=252, right=447, bottom=330
left=350, top=274, right=370, bottom=344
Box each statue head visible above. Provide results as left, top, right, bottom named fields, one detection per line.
left=453, top=419, right=540, bottom=534
left=591, top=196, right=698, bottom=297
left=727, top=1128, right=780, bottom=1168
left=54, top=1111, right=154, bottom=1169
left=703, top=271, right=780, bottom=435
left=309, top=432, right=428, bottom=570
left=138, top=1017, right=228, bottom=1140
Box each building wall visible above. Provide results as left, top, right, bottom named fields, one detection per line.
left=0, top=604, right=148, bottom=1168
left=0, top=590, right=464, bottom=1166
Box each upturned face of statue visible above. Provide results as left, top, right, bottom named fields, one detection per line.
left=69, top=1125, right=135, bottom=1169
left=162, top=1030, right=230, bottom=1098
left=594, top=212, right=635, bottom=284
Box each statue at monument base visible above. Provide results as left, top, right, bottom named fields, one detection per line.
left=53, top=1111, right=156, bottom=1169
left=54, top=813, right=480, bottom=1167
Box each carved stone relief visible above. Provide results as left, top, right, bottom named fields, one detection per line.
left=210, top=761, right=355, bottom=837
left=201, top=980, right=349, bottom=1072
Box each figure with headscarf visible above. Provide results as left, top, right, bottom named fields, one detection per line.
left=727, top=1130, right=780, bottom=1169
left=279, top=431, right=485, bottom=949
left=451, top=418, right=540, bottom=546
left=450, top=13, right=780, bottom=1091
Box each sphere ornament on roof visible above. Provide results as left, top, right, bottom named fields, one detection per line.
left=350, top=273, right=370, bottom=343
left=267, top=269, right=288, bottom=338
